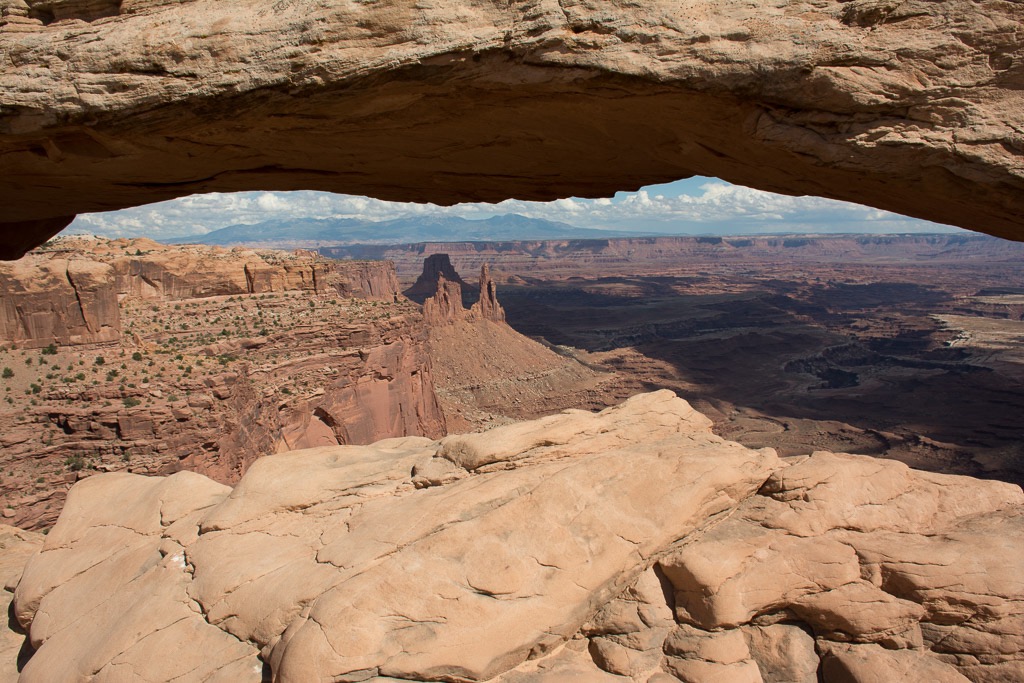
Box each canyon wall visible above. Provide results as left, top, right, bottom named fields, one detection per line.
left=326, top=234, right=1024, bottom=281
left=0, top=238, right=401, bottom=347
left=0, top=257, right=120, bottom=348
left=1, top=0, right=1023, bottom=256
left=0, top=239, right=440, bottom=529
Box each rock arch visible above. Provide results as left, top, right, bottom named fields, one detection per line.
left=1, top=0, right=1022, bottom=258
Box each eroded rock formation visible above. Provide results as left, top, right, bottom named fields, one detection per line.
left=421, top=260, right=506, bottom=326
left=0, top=239, right=446, bottom=529
left=7, top=392, right=1022, bottom=681
left=417, top=256, right=605, bottom=430
left=1, top=0, right=1023, bottom=257
left=404, top=253, right=468, bottom=302
left=0, top=238, right=400, bottom=347
left=474, top=263, right=505, bottom=323
left=0, top=256, right=120, bottom=348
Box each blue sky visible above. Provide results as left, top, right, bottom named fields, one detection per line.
left=67, top=177, right=962, bottom=239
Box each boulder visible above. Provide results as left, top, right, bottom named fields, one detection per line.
left=7, top=396, right=1024, bottom=682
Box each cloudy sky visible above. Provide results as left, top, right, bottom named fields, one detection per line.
left=66, top=177, right=961, bottom=239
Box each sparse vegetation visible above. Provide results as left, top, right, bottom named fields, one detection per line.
left=64, top=455, right=86, bottom=472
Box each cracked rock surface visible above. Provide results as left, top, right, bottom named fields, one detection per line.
left=8, top=391, right=1024, bottom=682
left=1, top=0, right=1023, bottom=256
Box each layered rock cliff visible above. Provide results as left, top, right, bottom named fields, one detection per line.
left=6, top=392, right=1021, bottom=682
left=0, top=239, right=444, bottom=529
left=326, top=234, right=1024, bottom=282
left=0, top=238, right=401, bottom=347
left=1, top=0, right=1023, bottom=257
left=404, top=253, right=468, bottom=302
left=0, top=257, right=120, bottom=348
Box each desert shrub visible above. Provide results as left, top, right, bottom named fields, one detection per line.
left=1, top=367, right=12, bottom=379
left=122, top=396, right=141, bottom=408
left=64, top=455, right=86, bottom=472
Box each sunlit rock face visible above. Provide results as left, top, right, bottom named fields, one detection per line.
left=9, top=392, right=1024, bottom=681
left=1, top=0, right=1023, bottom=257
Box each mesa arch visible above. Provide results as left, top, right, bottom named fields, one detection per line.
left=1, top=0, right=1022, bottom=259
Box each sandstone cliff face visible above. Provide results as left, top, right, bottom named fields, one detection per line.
left=322, top=260, right=402, bottom=302
left=7, top=392, right=1022, bottom=682
left=328, top=235, right=1024, bottom=282
left=405, top=253, right=468, bottom=301
left=178, top=319, right=446, bottom=484
left=0, top=524, right=41, bottom=683
left=0, top=239, right=436, bottom=530
left=0, top=238, right=402, bottom=347
left=1, top=0, right=1023, bottom=257
left=0, top=308, right=446, bottom=530
left=0, top=257, right=119, bottom=348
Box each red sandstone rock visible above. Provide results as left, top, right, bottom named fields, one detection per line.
left=468, top=263, right=506, bottom=323
left=422, top=274, right=467, bottom=326
left=404, top=253, right=467, bottom=301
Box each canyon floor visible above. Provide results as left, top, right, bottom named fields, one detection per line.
left=368, top=235, right=1024, bottom=489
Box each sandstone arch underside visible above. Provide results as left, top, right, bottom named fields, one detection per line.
left=0, top=0, right=1022, bottom=258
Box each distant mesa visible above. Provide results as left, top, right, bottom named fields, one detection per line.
left=0, top=238, right=398, bottom=349
left=404, top=253, right=467, bottom=302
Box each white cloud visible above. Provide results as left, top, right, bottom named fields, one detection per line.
left=65, top=178, right=961, bottom=239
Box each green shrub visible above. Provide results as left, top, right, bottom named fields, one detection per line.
left=1, top=367, right=12, bottom=379
left=41, top=344, right=57, bottom=355
left=64, top=455, right=86, bottom=472
left=122, top=396, right=141, bottom=408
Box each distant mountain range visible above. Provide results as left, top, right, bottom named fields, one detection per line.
left=164, top=214, right=643, bottom=247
